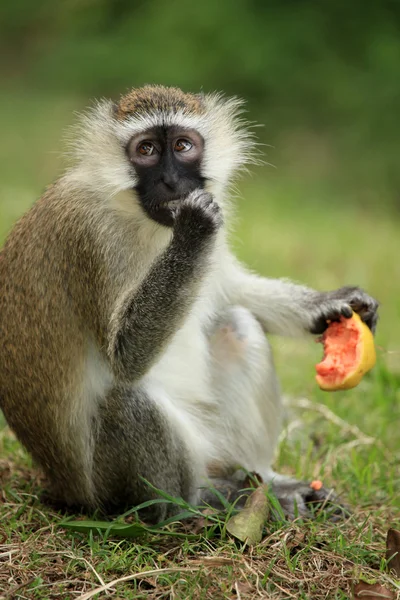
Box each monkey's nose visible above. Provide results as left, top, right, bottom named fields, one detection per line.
left=161, top=171, right=179, bottom=191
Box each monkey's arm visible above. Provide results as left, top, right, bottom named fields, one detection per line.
left=222, top=256, right=378, bottom=337
left=108, top=191, right=221, bottom=382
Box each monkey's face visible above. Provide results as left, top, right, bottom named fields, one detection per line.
left=70, top=87, right=256, bottom=210
left=127, top=126, right=205, bottom=227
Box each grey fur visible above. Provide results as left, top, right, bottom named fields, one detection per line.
left=93, top=385, right=197, bottom=519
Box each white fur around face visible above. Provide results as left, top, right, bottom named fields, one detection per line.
left=66, top=92, right=257, bottom=207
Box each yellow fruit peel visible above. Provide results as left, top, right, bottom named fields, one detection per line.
left=316, top=312, right=376, bottom=391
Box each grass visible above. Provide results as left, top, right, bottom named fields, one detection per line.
left=0, top=91, right=399, bottom=599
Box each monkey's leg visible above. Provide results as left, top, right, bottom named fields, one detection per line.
left=207, top=306, right=344, bottom=519
left=208, top=306, right=282, bottom=475
left=92, top=385, right=202, bottom=521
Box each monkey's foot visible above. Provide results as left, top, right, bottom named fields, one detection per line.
left=268, top=477, right=350, bottom=521
left=199, top=475, right=349, bottom=522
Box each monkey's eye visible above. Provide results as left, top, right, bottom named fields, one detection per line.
left=138, top=142, right=156, bottom=156
left=174, top=139, right=193, bottom=153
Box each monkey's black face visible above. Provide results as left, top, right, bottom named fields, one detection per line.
left=127, top=126, right=205, bottom=227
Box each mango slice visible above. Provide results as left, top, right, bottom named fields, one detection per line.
left=316, top=312, right=376, bottom=391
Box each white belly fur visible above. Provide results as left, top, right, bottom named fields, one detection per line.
left=148, top=297, right=216, bottom=412
left=143, top=278, right=222, bottom=463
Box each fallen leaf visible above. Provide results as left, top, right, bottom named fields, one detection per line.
left=226, top=486, right=269, bottom=546
left=353, top=581, right=395, bottom=599
left=386, top=528, right=400, bottom=577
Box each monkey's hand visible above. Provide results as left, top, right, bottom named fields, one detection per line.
left=308, top=286, right=379, bottom=335
left=173, top=190, right=223, bottom=240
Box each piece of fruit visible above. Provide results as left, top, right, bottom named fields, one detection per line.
left=310, top=480, right=323, bottom=491
left=316, top=312, right=376, bottom=391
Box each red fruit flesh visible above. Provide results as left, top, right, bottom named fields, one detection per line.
left=316, top=318, right=360, bottom=386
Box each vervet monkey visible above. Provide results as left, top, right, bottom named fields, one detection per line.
left=0, top=86, right=378, bottom=520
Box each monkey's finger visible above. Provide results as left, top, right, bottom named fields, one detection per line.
left=310, top=303, right=351, bottom=335
left=340, top=305, right=353, bottom=318
left=348, top=301, right=379, bottom=333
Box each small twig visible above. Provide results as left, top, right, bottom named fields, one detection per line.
left=242, top=558, right=261, bottom=595
left=331, top=438, right=376, bottom=457
left=3, top=576, right=36, bottom=599
left=289, top=397, right=376, bottom=443
left=271, top=579, right=298, bottom=598
left=67, top=553, right=108, bottom=592
left=0, top=549, right=18, bottom=560
left=277, top=418, right=304, bottom=445
left=36, top=550, right=109, bottom=594
left=78, top=567, right=199, bottom=600
left=288, top=397, right=394, bottom=460
left=234, top=581, right=242, bottom=600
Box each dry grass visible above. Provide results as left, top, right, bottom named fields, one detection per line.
left=1, top=404, right=399, bottom=600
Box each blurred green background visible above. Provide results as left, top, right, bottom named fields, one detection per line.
left=0, top=0, right=399, bottom=405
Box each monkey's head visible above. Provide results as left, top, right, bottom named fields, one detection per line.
left=69, top=85, right=256, bottom=226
